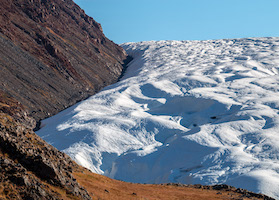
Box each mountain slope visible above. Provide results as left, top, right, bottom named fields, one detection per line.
left=0, top=0, right=128, bottom=199
left=0, top=0, right=128, bottom=121
left=38, top=38, right=279, bottom=199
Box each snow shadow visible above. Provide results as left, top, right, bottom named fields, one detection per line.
left=147, top=95, right=241, bottom=129
left=111, top=137, right=218, bottom=184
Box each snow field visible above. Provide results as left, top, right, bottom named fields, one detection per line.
left=37, top=37, right=279, bottom=199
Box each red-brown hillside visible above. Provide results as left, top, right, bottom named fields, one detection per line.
left=0, top=0, right=128, bottom=121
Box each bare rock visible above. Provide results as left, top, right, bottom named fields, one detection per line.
left=0, top=104, right=91, bottom=199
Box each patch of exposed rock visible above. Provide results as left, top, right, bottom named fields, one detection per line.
left=0, top=96, right=91, bottom=199
left=0, top=156, right=58, bottom=199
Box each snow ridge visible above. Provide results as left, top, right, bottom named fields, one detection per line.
left=37, top=38, right=279, bottom=199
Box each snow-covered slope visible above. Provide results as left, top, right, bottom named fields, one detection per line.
left=37, top=38, right=279, bottom=199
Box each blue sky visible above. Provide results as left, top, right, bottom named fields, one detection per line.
left=74, top=0, right=279, bottom=44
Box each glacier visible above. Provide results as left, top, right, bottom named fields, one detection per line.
left=37, top=38, right=279, bottom=199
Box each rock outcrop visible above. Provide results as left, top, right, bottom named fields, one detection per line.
left=0, top=94, right=91, bottom=199
left=0, top=0, right=128, bottom=121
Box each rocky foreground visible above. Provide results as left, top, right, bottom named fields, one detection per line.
left=0, top=94, right=91, bottom=199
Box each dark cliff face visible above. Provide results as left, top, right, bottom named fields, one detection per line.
left=0, top=0, right=127, bottom=121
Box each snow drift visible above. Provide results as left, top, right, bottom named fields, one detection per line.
left=37, top=37, right=279, bottom=199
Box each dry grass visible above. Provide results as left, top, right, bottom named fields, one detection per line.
left=44, top=183, right=80, bottom=200
left=0, top=184, right=6, bottom=200
left=0, top=182, right=20, bottom=199
left=74, top=169, right=262, bottom=200
left=0, top=103, right=9, bottom=108
left=0, top=113, right=13, bottom=125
